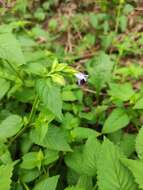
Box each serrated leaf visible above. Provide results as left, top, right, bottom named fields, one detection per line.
left=108, top=83, right=134, bottom=101
left=134, top=97, right=143, bottom=109
left=0, top=115, right=23, bottom=140
left=36, top=79, right=63, bottom=120
left=136, top=127, right=143, bottom=159
left=120, top=134, right=136, bottom=157
left=97, top=139, right=137, bottom=190
left=121, top=158, right=143, bottom=189
left=108, top=131, right=135, bottom=157
left=65, top=136, right=101, bottom=176
left=0, top=79, right=10, bottom=100
left=0, top=163, right=14, bottom=190
left=103, top=108, right=129, bottom=133
left=86, top=52, right=114, bottom=93
left=30, top=125, right=71, bottom=152
left=0, top=150, right=12, bottom=164
left=77, top=175, right=93, bottom=190
left=33, top=175, right=59, bottom=190
left=0, top=32, right=25, bottom=66
left=42, top=126, right=71, bottom=151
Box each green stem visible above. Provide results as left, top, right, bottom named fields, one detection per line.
left=28, top=95, right=39, bottom=123
left=8, top=95, right=39, bottom=146
left=92, top=183, right=98, bottom=190
left=21, top=181, right=30, bottom=190
left=5, top=60, right=25, bottom=85
left=115, top=1, right=123, bottom=33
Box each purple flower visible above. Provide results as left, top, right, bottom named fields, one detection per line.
left=75, top=72, right=88, bottom=85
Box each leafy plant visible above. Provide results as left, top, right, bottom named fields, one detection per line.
left=0, top=0, right=143, bottom=189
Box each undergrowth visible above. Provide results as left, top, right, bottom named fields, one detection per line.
left=0, top=0, right=143, bottom=189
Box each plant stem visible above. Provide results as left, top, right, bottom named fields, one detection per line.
left=115, top=1, right=123, bottom=33
left=92, top=183, right=98, bottom=190
left=22, top=181, right=30, bottom=190
left=28, top=95, right=39, bottom=123
left=8, top=95, right=39, bottom=146
left=5, top=59, right=25, bottom=85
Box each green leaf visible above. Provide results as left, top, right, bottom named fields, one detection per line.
left=42, top=126, right=71, bottom=151
left=43, top=149, right=59, bottom=165
left=65, top=136, right=101, bottom=176
left=108, top=131, right=135, bottom=157
left=33, top=175, right=59, bottom=190
left=89, top=13, right=98, bottom=29
left=71, top=127, right=99, bottom=140
left=86, top=52, right=114, bottom=93
left=13, top=87, right=35, bottom=103
left=31, top=125, right=71, bottom=152
left=120, top=134, right=136, bottom=157
left=0, top=115, right=23, bottom=140
left=134, top=97, right=143, bottom=109
left=51, top=74, right=66, bottom=86
left=30, top=123, right=49, bottom=145
left=0, top=150, right=13, bottom=164
left=23, top=62, right=46, bottom=76
left=0, top=163, right=14, bottom=190
left=20, top=168, right=40, bottom=183
left=36, top=79, right=63, bottom=120
left=14, top=0, right=28, bottom=13
left=123, top=4, right=134, bottom=14
left=103, top=108, right=129, bottom=133
left=136, top=127, right=143, bottom=159
left=121, top=158, right=143, bottom=189
left=62, top=113, right=80, bottom=130
left=62, top=90, right=77, bottom=102
left=97, top=139, right=137, bottom=190
left=20, top=150, right=44, bottom=170
left=0, top=32, right=25, bottom=66
left=77, top=175, right=93, bottom=190
left=108, top=83, right=134, bottom=101
left=65, top=187, right=84, bottom=190
left=0, top=79, right=10, bottom=100
left=119, top=15, right=127, bottom=32
left=20, top=134, right=33, bottom=154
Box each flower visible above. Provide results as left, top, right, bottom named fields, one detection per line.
left=75, top=72, right=88, bottom=85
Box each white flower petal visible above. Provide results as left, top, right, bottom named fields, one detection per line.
left=75, top=72, right=88, bottom=85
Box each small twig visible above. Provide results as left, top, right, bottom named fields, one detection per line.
left=65, top=27, right=73, bottom=53
left=82, top=88, right=97, bottom=94
left=64, top=52, right=96, bottom=62
left=81, top=87, right=106, bottom=96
